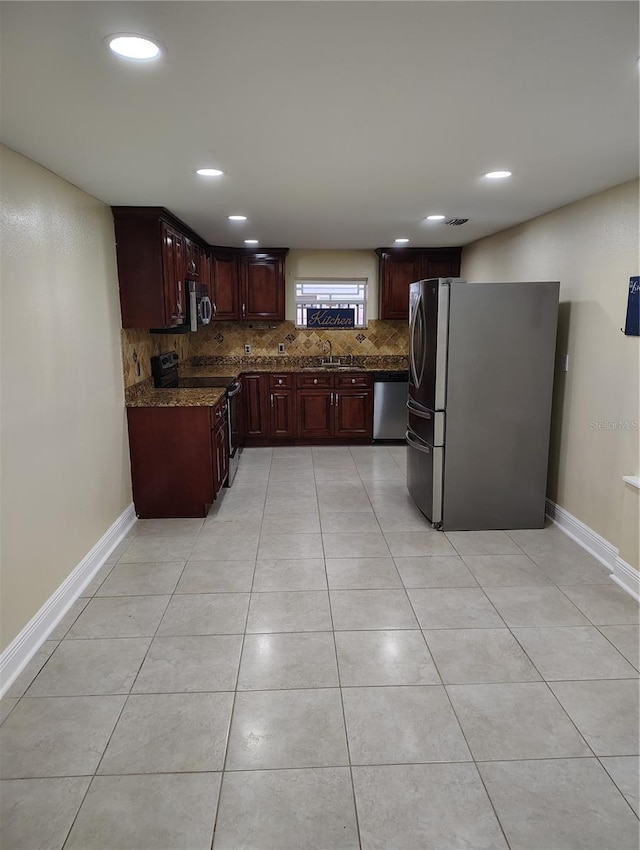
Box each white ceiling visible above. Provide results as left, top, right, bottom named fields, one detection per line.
left=1, top=1, right=638, bottom=249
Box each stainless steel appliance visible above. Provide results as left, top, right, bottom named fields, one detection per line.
left=407, top=278, right=559, bottom=530
left=150, top=352, right=241, bottom=487
left=187, top=281, right=213, bottom=332
left=373, top=370, right=409, bottom=440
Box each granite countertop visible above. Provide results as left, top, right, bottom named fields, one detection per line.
left=126, top=356, right=408, bottom=407
left=126, top=387, right=226, bottom=408
left=181, top=355, right=408, bottom=378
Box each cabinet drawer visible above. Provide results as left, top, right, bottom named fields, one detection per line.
left=335, top=373, right=372, bottom=390
left=296, top=373, right=332, bottom=389
left=269, top=373, right=293, bottom=389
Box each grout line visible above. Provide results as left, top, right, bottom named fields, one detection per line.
left=209, top=453, right=267, bottom=849
left=327, top=447, right=363, bottom=850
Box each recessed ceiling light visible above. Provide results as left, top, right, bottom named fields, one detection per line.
left=228, top=215, right=247, bottom=221
left=484, top=170, right=512, bottom=179
left=196, top=168, right=224, bottom=177
left=244, top=239, right=259, bottom=244
left=426, top=214, right=446, bottom=221
left=394, top=238, right=410, bottom=244
left=107, top=34, right=162, bottom=61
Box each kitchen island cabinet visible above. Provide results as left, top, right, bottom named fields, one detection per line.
left=126, top=393, right=227, bottom=518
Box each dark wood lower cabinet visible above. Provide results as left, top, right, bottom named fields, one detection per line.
left=270, top=389, right=296, bottom=438
left=297, top=390, right=334, bottom=438
left=127, top=406, right=215, bottom=518
left=334, top=390, right=373, bottom=437
left=243, top=371, right=374, bottom=444
left=243, top=374, right=269, bottom=439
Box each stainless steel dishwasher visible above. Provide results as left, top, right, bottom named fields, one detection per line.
left=373, top=371, right=409, bottom=440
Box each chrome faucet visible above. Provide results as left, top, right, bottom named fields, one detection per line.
left=321, top=339, right=333, bottom=363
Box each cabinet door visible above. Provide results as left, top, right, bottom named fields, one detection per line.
left=184, top=238, right=200, bottom=279
left=211, top=251, right=240, bottom=320
left=378, top=250, right=424, bottom=320
left=243, top=374, right=269, bottom=438
left=269, top=390, right=295, bottom=438
left=297, top=390, right=333, bottom=438
left=240, top=255, right=285, bottom=320
left=334, top=390, right=373, bottom=437
left=161, top=224, right=185, bottom=327
left=424, top=249, right=462, bottom=280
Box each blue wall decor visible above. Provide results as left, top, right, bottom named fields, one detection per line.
left=307, top=308, right=355, bottom=329
left=623, top=276, right=639, bottom=336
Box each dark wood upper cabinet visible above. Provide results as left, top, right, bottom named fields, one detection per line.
left=239, top=252, right=287, bottom=321
left=376, top=247, right=462, bottom=320
left=113, top=207, right=208, bottom=330
left=210, top=249, right=240, bottom=321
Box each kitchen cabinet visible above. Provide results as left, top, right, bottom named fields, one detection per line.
left=376, top=247, right=462, bottom=320
left=113, top=207, right=287, bottom=327
left=112, top=207, right=209, bottom=330
left=334, top=375, right=373, bottom=437
left=127, top=396, right=228, bottom=517
left=269, top=374, right=295, bottom=438
left=208, top=248, right=288, bottom=322
left=210, top=248, right=240, bottom=320
left=242, top=374, right=269, bottom=439
left=297, top=373, right=373, bottom=440
left=243, top=371, right=374, bottom=444
left=239, top=252, right=287, bottom=321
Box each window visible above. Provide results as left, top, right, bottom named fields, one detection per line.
left=295, top=278, right=368, bottom=328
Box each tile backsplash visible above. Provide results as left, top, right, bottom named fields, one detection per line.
left=190, top=319, right=409, bottom=359
left=121, top=329, right=190, bottom=389
left=121, top=319, right=409, bottom=389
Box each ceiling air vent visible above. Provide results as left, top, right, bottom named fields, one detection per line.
left=445, top=218, right=469, bottom=226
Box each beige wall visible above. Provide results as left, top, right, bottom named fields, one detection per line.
left=461, top=180, right=639, bottom=564
left=0, top=146, right=132, bottom=650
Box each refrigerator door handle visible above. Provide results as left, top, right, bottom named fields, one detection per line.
left=406, top=400, right=431, bottom=419
left=409, top=290, right=421, bottom=387
left=405, top=431, right=431, bottom=454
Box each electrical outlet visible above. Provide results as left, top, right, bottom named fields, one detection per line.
left=278, top=342, right=285, bottom=354
left=244, top=344, right=252, bottom=355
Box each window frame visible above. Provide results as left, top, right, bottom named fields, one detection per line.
left=294, top=277, right=368, bottom=329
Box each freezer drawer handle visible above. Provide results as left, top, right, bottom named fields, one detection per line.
left=406, top=401, right=431, bottom=419
left=406, top=431, right=431, bottom=454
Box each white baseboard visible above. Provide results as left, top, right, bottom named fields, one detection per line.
left=0, top=503, right=136, bottom=698
left=545, top=498, right=616, bottom=572
left=611, top=555, right=640, bottom=603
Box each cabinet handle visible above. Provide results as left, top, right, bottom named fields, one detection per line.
left=270, top=393, right=274, bottom=407
left=335, top=393, right=339, bottom=408
left=242, top=303, right=246, bottom=317
left=351, top=378, right=356, bottom=384
left=330, top=392, right=334, bottom=406
left=212, top=301, right=217, bottom=318
left=313, top=378, right=318, bottom=385
left=278, top=378, right=283, bottom=385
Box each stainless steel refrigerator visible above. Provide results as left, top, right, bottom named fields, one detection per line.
left=407, top=278, right=559, bottom=531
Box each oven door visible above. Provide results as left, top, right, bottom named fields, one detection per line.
left=224, top=381, right=242, bottom=486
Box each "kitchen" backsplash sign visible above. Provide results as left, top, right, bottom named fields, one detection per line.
left=307, top=308, right=355, bottom=329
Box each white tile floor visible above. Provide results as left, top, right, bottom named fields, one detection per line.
left=1, top=444, right=639, bottom=849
